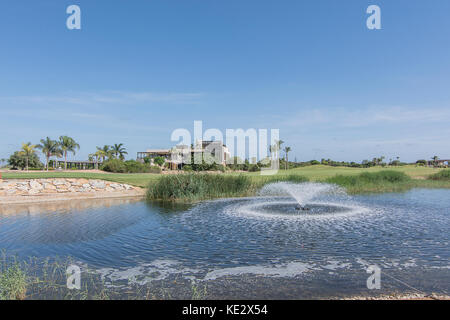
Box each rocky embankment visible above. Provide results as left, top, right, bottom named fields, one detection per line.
left=0, top=178, right=144, bottom=204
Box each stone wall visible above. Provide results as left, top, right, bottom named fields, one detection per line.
left=0, top=179, right=139, bottom=197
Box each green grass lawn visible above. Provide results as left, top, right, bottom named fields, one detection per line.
left=1, top=165, right=447, bottom=190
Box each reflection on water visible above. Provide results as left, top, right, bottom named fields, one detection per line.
left=0, top=188, right=449, bottom=298
left=145, top=200, right=192, bottom=214
left=0, top=197, right=143, bottom=216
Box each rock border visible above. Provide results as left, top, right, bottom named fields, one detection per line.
left=0, top=178, right=145, bottom=204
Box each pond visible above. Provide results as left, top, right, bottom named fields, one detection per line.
left=0, top=184, right=449, bottom=299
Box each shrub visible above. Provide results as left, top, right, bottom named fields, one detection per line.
left=124, top=160, right=147, bottom=173
left=182, top=165, right=193, bottom=171
left=101, top=159, right=126, bottom=173
left=428, top=169, right=450, bottom=181
left=102, top=159, right=162, bottom=173
left=416, top=160, right=427, bottom=166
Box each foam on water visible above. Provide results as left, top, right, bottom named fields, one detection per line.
left=226, top=200, right=370, bottom=220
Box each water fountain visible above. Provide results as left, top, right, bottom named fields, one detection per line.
left=223, top=182, right=369, bottom=220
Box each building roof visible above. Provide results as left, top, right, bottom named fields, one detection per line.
left=144, top=149, right=171, bottom=154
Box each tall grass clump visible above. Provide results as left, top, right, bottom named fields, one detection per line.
left=147, top=173, right=253, bottom=201
left=0, top=262, right=27, bottom=300
left=326, top=170, right=412, bottom=194
left=428, top=169, right=450, bottom=181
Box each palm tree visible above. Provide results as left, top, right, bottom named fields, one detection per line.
left=269, top=139, right=284, bottom=160
left=111, top=143, right=128, bottom=160
left=432, top=155, right=439, bottom=167
left=95, top=145, right=111, bottom=163
left=36, top=137, right=62, bottom=171
left=59, top=136, right=80, bottom=170
left=283, top=146, right=291, bottom=170
left=374, top=156, right=385, bottom=166
left=19, top=142, right=37, bottom=171
left=88, top=153, right=100, bottom=169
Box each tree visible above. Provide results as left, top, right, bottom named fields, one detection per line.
left=111, top=143, right=128, bottom=160
left=18, top=142, right=37, bottom=171
left=276, top=140, right=284, bottom=148
left=59, top=136, right=80, bottom=170
left=269, top=139, right=284, bottom=160
left=96, top=145, right=112, bottom=163
left=8, top=151, right=43, bottom=170
left=416, top=159, right=427, bottom=166
left=373, top=156, right=385, bottom=166
left=153, top=156, right=165, bottom=167
left=89, top=152, right=100, bottom=169
left=283, top=146, right=291, bottom=170
left=36, top=137, right=62, bottom=171
left=432, top=155, right=439, bottom=166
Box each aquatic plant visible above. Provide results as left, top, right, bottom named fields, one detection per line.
left=0, top=262, right=27, bottom=300
left=428, top=169, right=450, bottom=181
left=326, top=170, right=412, bottom=194
left=146, top=173, right=310, bottom=201
left=147, top=173, right=253, bottom=201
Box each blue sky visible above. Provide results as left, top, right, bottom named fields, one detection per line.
left=1, top=0, right=449, bottom=162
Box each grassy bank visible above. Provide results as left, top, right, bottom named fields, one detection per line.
left=3, top=166, right=450, bottom=195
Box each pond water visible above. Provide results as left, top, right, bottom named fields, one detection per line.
left=0, top=184, right=449, bottom=299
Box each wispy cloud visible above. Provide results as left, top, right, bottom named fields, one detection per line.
left=0, top=91, right=205, bottom=107
left=281, top=105, right=450, bottom=129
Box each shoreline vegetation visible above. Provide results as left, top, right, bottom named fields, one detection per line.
left=1, top=254, right=448, bottom=300
left=146, top=173, right=309, bottom=202
left=1, top=254, right=449, bottom=301
left=2, top=166, right=450, bottom=202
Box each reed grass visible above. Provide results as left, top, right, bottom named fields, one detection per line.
left=428, top=169, right=450, bottom=181
left=147, top=173, right=254, bottom=201
left=0, top=262, right=27, bottom=300
left=0, top=253, right=197, bottom=300
left=325, top=170, right=414, bottom=194
left=146, top=173, right=310, bottom=202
